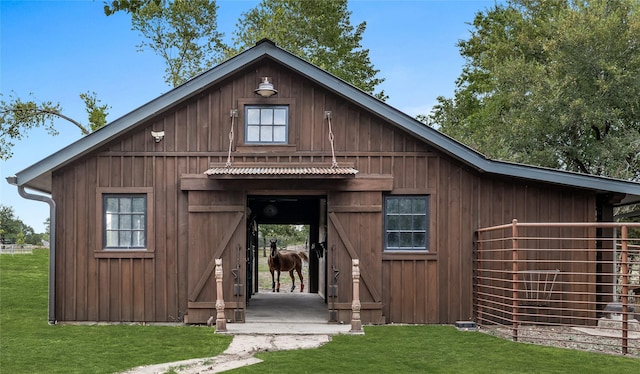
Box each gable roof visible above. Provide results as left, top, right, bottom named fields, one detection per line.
left=8, top=39, right=640, bottom=206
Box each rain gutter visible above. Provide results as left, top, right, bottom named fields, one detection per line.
left=6, top=176, right=56, bottom=324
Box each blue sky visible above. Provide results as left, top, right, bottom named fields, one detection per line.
left=1, top=0, right=496, bottom=233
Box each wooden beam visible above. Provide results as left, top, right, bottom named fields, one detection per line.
left=188, top=205, right=245, bottom=213
left=180, top=174, right=393, bottom=191
left=330, top=205, right=382, bottom=213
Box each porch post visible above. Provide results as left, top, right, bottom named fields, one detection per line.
left=350, top=259, right=363, bottom=333
left=215, top=259, right=227, bottom=332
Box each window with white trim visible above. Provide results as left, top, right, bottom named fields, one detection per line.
left=103, top=194, right=147, bottom=249
left=245, top=105, right=288, bottom=143
left=384, top=195, right=429, bottom=251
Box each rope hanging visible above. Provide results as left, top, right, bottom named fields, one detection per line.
left=225, top=109, right=237, bottom=167
left=326, top=111, right=339, bottom=168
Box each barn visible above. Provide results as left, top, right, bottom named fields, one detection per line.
left=8, top=39, right=640, bottom=327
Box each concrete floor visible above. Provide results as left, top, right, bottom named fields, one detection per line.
left=221, top=291, right=353, bottom=335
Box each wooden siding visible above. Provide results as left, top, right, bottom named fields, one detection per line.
left=51, top=58, right=599, bottom=324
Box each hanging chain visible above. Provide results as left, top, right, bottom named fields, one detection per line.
left=225, top=109, right=237, bottom=167
left=326, top=111, right=338, bottom=168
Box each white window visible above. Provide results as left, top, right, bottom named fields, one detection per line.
left=384, top=196, right=429, bottom=251
left=103, top=194, right=147, bottom=249
left=245, top=105, right=288, bottom=143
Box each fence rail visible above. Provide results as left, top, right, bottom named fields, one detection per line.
left=475, top=220, right=640, bottom=356
left=0, top=244, right=36, bottom=255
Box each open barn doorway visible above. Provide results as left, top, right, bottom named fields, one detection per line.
left=245, top=195, right=328, bottom=322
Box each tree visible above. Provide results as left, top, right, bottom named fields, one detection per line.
left=103, top=0, right=160, bottom=15
left=259, top=224, right=309, bottom=248
left=0, top=91, right=110, bottom=160
left=0, top=205, right=45, bottom=245
left=105, top=0, right=386, bottom=99
left=231, top=0, right=386, bottom=100
left=129, top=0, right=226, bottom=87
left=427, top=0, right=640, bottom=181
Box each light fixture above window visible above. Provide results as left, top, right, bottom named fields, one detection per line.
left=254, top=77, right=278, bottom=97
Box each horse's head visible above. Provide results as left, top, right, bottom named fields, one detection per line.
left=269, top=238, right=278, bottom=257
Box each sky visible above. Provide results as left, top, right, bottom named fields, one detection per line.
left=1, top=0, right=497, bottom=233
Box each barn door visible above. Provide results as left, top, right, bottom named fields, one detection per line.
left=185, top=191, right=246, bottom=324
left=326, top=191, right=383, bottom=324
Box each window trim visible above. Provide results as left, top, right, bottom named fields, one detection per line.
left=244, top=105, right=289, bottom=144
left=95, top=187, right=154, bottom=258
left=236, top=98, right=296, bottom=147
left=383, top=195, right=430, bottom=252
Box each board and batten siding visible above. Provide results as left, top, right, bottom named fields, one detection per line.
left=50, top=59, right=599, bottom=324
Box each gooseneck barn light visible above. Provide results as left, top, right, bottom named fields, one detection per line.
left=254, top=77, right=278, bottom=97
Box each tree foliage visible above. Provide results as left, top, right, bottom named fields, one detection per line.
left=428, top=0, right=640, bottom=180
left=259, top=224, right=309, bottom=248
left=0, top=92, right=109, bottom=160
left=0, top=205, right=47, bottom=245
left=103, top=0, right=160, bottom=15
left=129, top=0, right=226, bottom=87
left=105, top=0, right=385, bottom=98
left=231, top=0, right=386, bottom=100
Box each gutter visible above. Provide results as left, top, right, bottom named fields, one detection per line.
left=6, top=176, right=56, bottom=324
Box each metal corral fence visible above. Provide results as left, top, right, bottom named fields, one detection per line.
left=475, top=220, right=640, bottom=356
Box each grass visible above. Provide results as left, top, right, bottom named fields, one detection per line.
left=0, top=249, right=232, bottom=374
left=2, top=249, right=639, bottom=373
left=230, top=325, right=639, bottom=373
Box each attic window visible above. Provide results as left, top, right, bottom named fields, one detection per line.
left=245, top=105, right=288, bottom=144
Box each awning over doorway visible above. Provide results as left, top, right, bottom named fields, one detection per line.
left=204, top=166, right=359, bottom=179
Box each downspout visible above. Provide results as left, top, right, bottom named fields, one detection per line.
left=6, top=176, right=56, bottom=324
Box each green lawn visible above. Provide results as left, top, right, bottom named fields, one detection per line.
left=0, top=249, right=232, bottom=374
left=230, top=325, right=640, bottom=373
left=2, top=249, right=638, bottom=374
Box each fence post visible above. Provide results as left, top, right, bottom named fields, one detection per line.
left=621, top=225, right=629, bottom=355
left=215, top=259, right=227, bottom=332
left=512, top=219, right=519, bottom=342
left=475, top=230, right=483, bottom=325
left=350, top=259, right=363, bottom=333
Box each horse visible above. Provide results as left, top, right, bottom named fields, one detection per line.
left=267, top=238, right=309, bottom=292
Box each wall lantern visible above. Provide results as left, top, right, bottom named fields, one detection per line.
left=151, top=130, right=165, bottom=143
left=254, top=77, right=278, bottom=97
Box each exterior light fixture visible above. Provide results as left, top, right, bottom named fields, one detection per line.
left=254, top=77, right=278, bottom=97
left=151, top=130, right=165, bottom=142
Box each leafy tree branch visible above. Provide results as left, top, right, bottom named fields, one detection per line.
left=0, top=92, right=109, bottom=160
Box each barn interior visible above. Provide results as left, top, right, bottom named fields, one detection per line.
left=244, top=195, right=328, bottom=322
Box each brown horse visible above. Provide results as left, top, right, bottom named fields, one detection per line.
left=268, top=238, right=309, bottom=292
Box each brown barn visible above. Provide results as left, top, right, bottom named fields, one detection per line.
left=8, top=40, right=640, bottom=326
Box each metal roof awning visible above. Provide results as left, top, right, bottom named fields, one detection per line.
left=204, top=166, right=359, bottom=179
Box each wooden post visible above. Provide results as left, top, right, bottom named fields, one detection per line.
left=350, top=259, right=363, bottom=333
left=215, top=258, right=227, bottom=332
